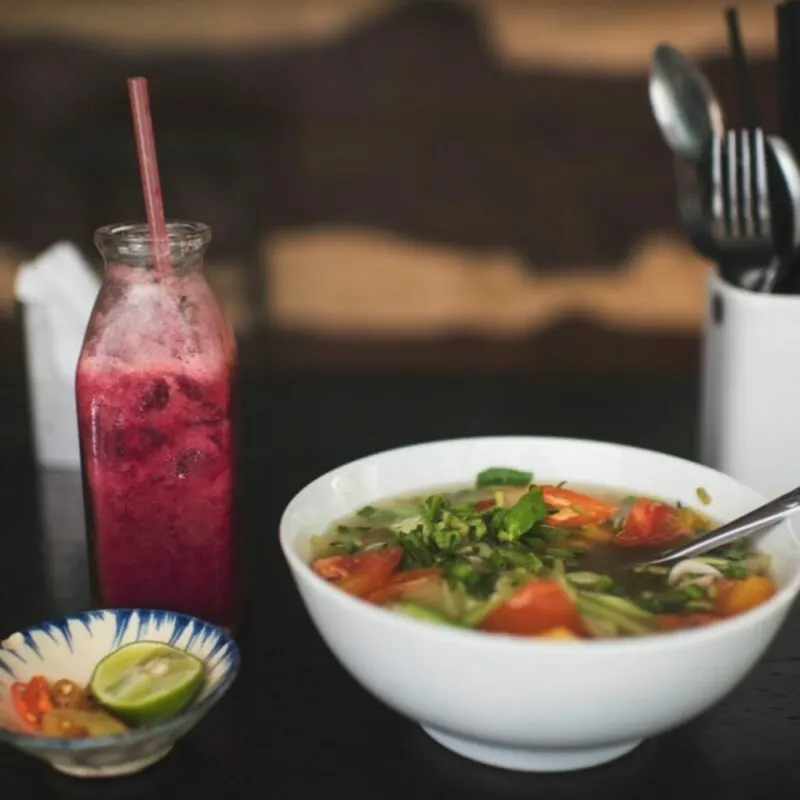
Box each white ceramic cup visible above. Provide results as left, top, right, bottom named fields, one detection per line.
left=700, top=267, right=800, bottom=497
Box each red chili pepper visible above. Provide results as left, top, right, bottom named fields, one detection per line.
left=10, top=675, right=52, bottom=731
left=11, top=684, right=40, bottom=731
left=24, top=676, right=53, bottom=716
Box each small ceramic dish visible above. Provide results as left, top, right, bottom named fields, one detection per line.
left=0, top=609, right=239, bottom=778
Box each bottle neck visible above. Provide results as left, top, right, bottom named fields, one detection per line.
left=95, top=221, right=211, bottom=276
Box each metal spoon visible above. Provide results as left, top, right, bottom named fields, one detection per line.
left=649, top=42, right=725, bottom=162
left=758, top=136, right=800, bottom=292
left=770, top=136, right=800, bottom=253
left=636, top=484, right=800, bottom=567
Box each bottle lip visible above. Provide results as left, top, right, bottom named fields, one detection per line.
left=94, top=220, right=211, bottom=261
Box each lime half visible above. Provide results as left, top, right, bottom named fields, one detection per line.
left=90, top=642, right=206, bottom=726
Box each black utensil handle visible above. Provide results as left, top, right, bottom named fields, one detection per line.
left=726, top=6, right=759, bottom=128
left=777, top=1, right=800, bottom=153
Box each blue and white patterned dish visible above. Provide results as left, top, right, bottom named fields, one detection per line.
left=0, top=609, right=239, bottom=778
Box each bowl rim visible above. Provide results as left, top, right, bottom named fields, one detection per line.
left=0, top=608, right=240, bottom=751
left=280, top=435, right=800, bottom=653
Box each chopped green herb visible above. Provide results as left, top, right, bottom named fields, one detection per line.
left=496, top=548, right=543, bottom=573
left=476, top=467, right=533, bottom=488
left=696, top=487, right=712, bottom=505
left=712, top=540, right=749, bottom=561
left=723, top=563, right=749, bottom=579
left=695, top=556, right=730, bottom=568
left=638, top=589, right=690, bottom=613
left=430, top=527, right=462, bottom=552
left=566, top=571, right=614, bottom=591
left=330, top=539, right=359, bottom=554
left=445, top=559, right=475, bottom=582
left=311, top=471, right=773, bottom=639
left=633, top=564, right=669, bottom=576
left=395, top=531, right=435, bottom=569
left=495, top=488, right=547, bottom=542
left=545, top=547, right=583, bottom=560
left=536, top=525, right=570, bottom=541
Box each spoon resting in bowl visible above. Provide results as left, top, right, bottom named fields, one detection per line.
left=633, top=484, right=800, bottom=567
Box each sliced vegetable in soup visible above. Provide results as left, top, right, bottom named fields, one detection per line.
left=309, top=468, right=776, bottom=639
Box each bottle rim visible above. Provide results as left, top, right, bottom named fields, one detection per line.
left=94, top=221, right=211, bottom=262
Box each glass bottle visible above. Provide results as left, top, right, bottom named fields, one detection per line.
left=75, top=221, right=238, bottom=628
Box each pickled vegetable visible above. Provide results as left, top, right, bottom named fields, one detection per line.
left=40, top=708, right=128, bottom=739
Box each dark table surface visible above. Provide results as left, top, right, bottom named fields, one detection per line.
left=1, top=316, right=800, bottom=799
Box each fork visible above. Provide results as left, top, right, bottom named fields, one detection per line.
left=709, top=128, right=776, bottom=288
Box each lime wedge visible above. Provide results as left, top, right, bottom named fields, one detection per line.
left=90, top=642, right=205, bottom=726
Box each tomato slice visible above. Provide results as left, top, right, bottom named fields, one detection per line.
left=614, top=498, right=690, bottom=547
left=713, top=576, right=776, bottom=616
left=364, top=568, right=442, bottom=605
left=474, top=499, right=495, bottom=512
left=481, top=580, right=583, bottom=637
left=541, top=486, right=617, bottom=527
left=312, top=547, right=404, bottom=597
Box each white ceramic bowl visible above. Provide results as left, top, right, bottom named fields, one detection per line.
left=0, top=609, right=239, bottom=778
left=280, top=436, right=800, bottom=773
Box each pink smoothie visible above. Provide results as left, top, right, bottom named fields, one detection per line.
left=76, top=268, right=238, bottom=628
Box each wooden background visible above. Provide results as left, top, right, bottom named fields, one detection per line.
left=0, top=0, right=782, bottom=372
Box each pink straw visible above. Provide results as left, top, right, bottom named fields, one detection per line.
left=127, top=77, right=172, bottom=274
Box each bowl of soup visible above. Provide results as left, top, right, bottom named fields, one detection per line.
left=279, top=437, right=800, bottom=773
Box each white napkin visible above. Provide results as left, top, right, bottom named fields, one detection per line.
left=15, top=242, right=100, bottom=468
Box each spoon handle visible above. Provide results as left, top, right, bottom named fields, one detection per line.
left=645, top=485, right=800, bottom=566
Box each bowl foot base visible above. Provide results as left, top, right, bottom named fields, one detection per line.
left=422, top=726, right=642, bottom=772
left=49, top=747, right=173, bottom=779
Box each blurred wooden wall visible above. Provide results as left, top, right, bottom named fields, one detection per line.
left=0, top=0, right=777, bottom=64
left=0, top=0, right=780, bottom=354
